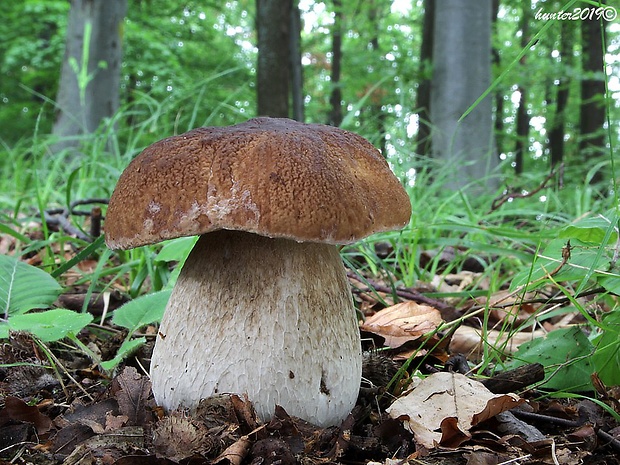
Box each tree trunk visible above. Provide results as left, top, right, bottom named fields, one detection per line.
left=328, top=0, right=343, bottom=127
left=290, top=3, right=304, bottom=122
left=414, top=0, right=434, bottom=157
left=548, top=22, right=572, bottom=169
left=256, top=0, right=292, bottom=118
left=366, top=1, right=386, bottom=155
left=431, top=0, right=497, bottom=191
left=491, top=0, right=503, bottom=161
left=514, top=1, right=531, bottom=174
left=52, top=0, right=127, bottom=155
left=514, top=87, right=530, bottom=175
left=579, top=14, right=606, bottom=183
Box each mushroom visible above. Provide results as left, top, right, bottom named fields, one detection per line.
left=105, top=117, right=411, bottom=427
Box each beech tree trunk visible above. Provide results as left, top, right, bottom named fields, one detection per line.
left=52, top=0, right=126, bottom=155
left=431, top=0, right=497, bottom=191
left=256, top=0, right=292, bottom=118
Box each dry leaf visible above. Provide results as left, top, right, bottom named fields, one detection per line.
left=0, top=396, right=52, bottom=434
left=111, top=366, right=153, bottom=426
left=360, top=301, right=443, bottom=348
left=449, top=325, right=546, bottom=361
left=387, top=372, right=523, bottom=449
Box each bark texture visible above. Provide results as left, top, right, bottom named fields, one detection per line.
left=430, top=0, right=497, bottom=190
left=52, top=0, right=126, bottom=154
left=256, top=0, right=292, bottom=117
left=579, top=14, right=606, bottom=183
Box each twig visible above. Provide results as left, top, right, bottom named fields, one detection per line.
left=597, top=428, right=620, bottom=453
left=488, top=163, right=562, bottom=213
left=43, top=211, right=91, bottom=241
left=44, top=198, right=109, bottom=242
left=347, top=272, right=456, bottom=315
left=511, top=409, right=581, bottom=428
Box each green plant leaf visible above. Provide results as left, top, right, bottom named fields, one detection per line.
left=507, top=326, right=594, bottom=392
left=591, top=310, right=620, bottom=386
left=0, top=309, right=93, bottom=342
left=100, top=337, right=145, bottom=371
left=598, top=273, right=620, bottom=295
left=112, top=290, right=171, bottom=335
left=0, top=254, right=62, bottom=317
left=510, top=239, right=610, bottom=290
left=154, top=236, right=196, bottom=263
left=558, top=210, right=619, bottom=245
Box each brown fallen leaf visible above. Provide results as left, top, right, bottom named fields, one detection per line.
left=387, top=372, right=523, bottom=449
left=111, top=366, right=154, bottom=426
left=449, top=325, right=546, bottom=361
left=212, top=425, right=266, bottom=465
left=0, top=396, right=52, bottom=434
left=360, top=301, right=443, bottom=349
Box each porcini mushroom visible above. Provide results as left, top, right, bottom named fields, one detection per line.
left=105, top=117, right=411, bottom=427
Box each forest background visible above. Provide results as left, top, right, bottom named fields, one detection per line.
left=1, top=0, right=618, bottom=194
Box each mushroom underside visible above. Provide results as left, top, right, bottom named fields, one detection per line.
left=149, top=229, right=362, bottom=427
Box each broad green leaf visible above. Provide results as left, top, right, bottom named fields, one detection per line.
left=1, top=309, right=93, bottom=342
left=598, top=273, right=620, bottom=295
left=112, top=290, right=171, bottom=334
left=506, top=326, right=594, bottom=392
left=591, top=310, right=620, bottom=386
left=559, top=211, right=618, bottom=245
left=155, top=236, right=197, bottom=263
left=0, top=254, right=62, bottom=317
left=510, top=239, right=610, bottom=290
left=100, top=337, right=145, bottom=371
left=154, top=237, right=196, bottom=289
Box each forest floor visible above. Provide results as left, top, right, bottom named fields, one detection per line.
left=0, top=222, right=619, bottom=465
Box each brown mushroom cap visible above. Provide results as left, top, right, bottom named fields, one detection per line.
left=105, top=117, right=411, bottom=249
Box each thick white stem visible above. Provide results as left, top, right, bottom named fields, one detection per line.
left=150, top=230, right=362, bottom=427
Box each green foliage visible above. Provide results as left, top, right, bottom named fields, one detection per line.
left=100, top=289, right=171, bottom=371
left=507, top=326, right=595, bottom=392
left=111, top=290, right=170, bottom=335
left=0, top=254, right=94, bottom=342
left=0, top=0, right=68, bottom=140
left=0, top=309, right=93, bottom=342
left=0, top=254, right=62, bottom=317
left=591, top=309, right=620, bottom=386
left=511, top=209, right=620, bottom=294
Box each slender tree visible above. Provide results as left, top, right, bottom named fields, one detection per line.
left=579, top=12, right=606, bottom=183
left=431, top=0, right=497, bottom=190
left=514, top=1, right=531, bottom=174
left=290, top=4, right=304, bottom=122
left=414, top=0, right=434, bottom=157
left=52, top=0, right=127, bottom=155
left=328, top=0, right=343, bottom=127
left=359, top=0, right=388, bottom=154
left=547, top=22, right=573, bottom=169
left=256, top=0, right=292, bottom=118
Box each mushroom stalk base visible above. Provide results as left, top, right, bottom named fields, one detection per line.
left=150, top=230, right=362, bottom=427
